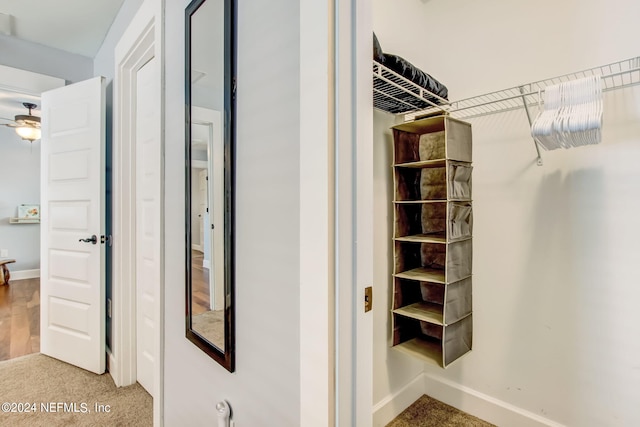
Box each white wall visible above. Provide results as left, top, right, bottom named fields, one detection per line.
left=0, top=34, right=92, bottom=84
left=94, top=0, right=145, bottom=80
left=0, top=126, right=40, bottom=271
left=373, top=1, right=640, bottom=426
left=163, top=0, right=302, bottom=425
left=94, top=0, right=144, bottom=107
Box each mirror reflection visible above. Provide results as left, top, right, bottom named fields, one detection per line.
left=186, top=0, right=234, bottom=371
left=190, top=110, right=224, bottom=350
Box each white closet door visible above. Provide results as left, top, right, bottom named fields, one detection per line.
left=135, top=56, right=161, bottom=396
left=40, top=76, right=106, bottom=375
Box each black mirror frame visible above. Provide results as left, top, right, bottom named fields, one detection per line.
left=185, top=0, right=236, bottom=372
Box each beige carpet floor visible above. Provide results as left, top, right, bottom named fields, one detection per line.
left=0, top=353, right=152, bottom=426
left=386, top=394, right=496, bottom=427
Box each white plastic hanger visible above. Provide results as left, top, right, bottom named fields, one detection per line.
left=531, top=75, right=602, bottom=151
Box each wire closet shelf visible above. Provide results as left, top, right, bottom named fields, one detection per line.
left=373, top=57, right=640, bottom=121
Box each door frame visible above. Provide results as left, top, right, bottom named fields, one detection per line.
left=333, top=0, right=373, bottom=425
left=111, top=0, right=165, bottom=424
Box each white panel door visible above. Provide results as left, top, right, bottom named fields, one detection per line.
left=40, top=76, right=106, bottom=375
left=210, top=114, right=225, bottom=312
left=135, top=57, right=161, bottom=396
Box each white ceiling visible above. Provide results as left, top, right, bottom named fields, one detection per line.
left=0, top=0, right=123, bottom=126
left=0, top=0, right=125, bottom=58
left=190, top=0, right=224, bottom=110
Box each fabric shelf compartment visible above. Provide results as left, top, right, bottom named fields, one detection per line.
left=394, top=162, right=472, bottom=202
left=393, top=239, right=472, bottom=284
left=393, top=277, right=472, bottom=326
left=392, top=115, right=472, bottom=163
left=395, top=167, right=446, bottom=201
left=394, top=201, right=473, bottom=243
left=392, top=313, right=473, bottom=368
left=393, top=278, right=445, bottom=325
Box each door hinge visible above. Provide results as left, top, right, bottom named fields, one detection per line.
left=364, top=286, right=373, bottom=312
left=101, top=235, right=113, bottom=247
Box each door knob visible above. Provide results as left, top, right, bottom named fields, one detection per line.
left=79, top=235, right=98, bottom=244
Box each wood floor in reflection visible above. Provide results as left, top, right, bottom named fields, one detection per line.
left=0, top=259, right=211, bottom=361
left=0, top=278, right=40, bottom=361
left=191, top=250, right=211, bottom=315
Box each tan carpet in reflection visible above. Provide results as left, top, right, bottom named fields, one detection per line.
left=192, top=310, right=224, bottom=351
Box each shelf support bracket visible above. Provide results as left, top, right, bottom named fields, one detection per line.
left=519, top=86, right=543, bottom=166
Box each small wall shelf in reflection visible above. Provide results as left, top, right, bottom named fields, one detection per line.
left=9, top=217, right=40, bottom=224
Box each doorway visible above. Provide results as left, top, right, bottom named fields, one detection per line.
left=0, top=125, right=40, bottom=361
left=0, top=67, right=65, bottom=362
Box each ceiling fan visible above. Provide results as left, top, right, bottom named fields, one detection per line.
left=1, top=102, right=42, bottom=142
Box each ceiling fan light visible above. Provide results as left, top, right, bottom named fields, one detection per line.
left=15, top=125, right=41, bottom=142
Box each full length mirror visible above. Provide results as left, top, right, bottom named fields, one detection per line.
left=186, top=0, right=235, bottom=371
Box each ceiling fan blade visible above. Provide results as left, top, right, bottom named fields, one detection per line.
left=3, top=122, right=40, bottom=129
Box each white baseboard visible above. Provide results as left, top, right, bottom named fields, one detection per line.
left=373, top=373, right=425, bottom=427
left=422, top=373, right=566, bottom=427
left=11, top=269, right=40, bottom=280
left=373, top=372, right=566, bottom=427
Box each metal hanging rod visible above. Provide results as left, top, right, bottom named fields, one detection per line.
left=447, top=57, right=640, bottom=120
left=396, top=56, right=640, bottom=121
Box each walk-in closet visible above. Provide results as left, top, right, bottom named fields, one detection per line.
left=371, top=1, right=640, bottom=426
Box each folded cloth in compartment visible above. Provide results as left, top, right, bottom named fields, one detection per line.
left=382, top=53, right=449, bottom=101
